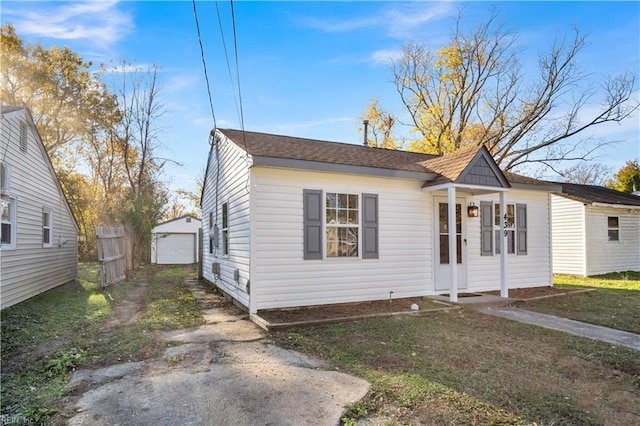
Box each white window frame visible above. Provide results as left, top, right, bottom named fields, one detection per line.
left=43, top=207, right=53, bottom=248
left=494, top=203, right=515, bottom=255
left=222, top=202, right=229, bottom=256
left=1, top=194, right=17, bottom=250
left=325, top=192, right=360, bottom=258
left=607, top=216, right=620, bottom=242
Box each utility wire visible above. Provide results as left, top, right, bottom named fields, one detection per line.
left=192, top=0, right=217, bottom=129
left=215, top=0, right=242, bottom=124
left=229, top=0, right=249, bottom=155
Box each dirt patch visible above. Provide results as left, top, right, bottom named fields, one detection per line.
left=488, top=286, right=589, bottom=300
left=257, top=297, right=448, bottom=325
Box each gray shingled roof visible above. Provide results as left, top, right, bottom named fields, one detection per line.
left=1, top=105, right=25, bottom=114
left=217, top=128, right=553, bottom=188
left=218, top=128, right=439, bottom=174
left=555, top=182, right=640, bottom=207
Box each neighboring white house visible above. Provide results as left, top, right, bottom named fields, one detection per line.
left=151, top=215, right=202, bottom=264
left=551, top=183, right=640, bottom=276
left=1, top=106, right=79, bottom=309
left=201, top=128, right=560, bottom=315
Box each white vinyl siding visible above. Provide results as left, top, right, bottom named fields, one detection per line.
left=585, top=207, right=640, bottom=275
left=251, top=167, right=432, bottom=311
left=201, top=134, right=251, bottom=308
left=0, top=109, right=78, bottom=309
left=466, top=190, right=552, bottom=291
left=550, top=195, right=586, bottom=275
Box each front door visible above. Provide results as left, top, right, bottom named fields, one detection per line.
left=435, top=197, right=467, bottom=291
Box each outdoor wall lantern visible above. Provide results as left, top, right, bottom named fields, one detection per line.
left=467, top=202, right=479, bottom=217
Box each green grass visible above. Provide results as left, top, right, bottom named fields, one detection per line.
left=517, top=272, right=640, bottom=333
left=1, top=263, right=202, bottom=425
left=273, top=310, right=639, bottom=425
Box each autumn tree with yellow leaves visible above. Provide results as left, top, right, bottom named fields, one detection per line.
left=363, top=11, right=638, bottom=173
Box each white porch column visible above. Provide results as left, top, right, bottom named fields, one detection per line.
left=499, top=191, right=508, bottom=298
left=448, top=185, right=458, bottom=303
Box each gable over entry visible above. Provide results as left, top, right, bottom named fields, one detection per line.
left=421, top=146, right=511, bottom=302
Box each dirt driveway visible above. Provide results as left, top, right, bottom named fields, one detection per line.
left=64, top=278, right=369, bottom=425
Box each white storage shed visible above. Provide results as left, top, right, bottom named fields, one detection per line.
left=151, top=215, right=202, bottom=264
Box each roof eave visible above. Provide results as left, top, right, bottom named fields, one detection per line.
left=252, top=156, right=438, bottom=181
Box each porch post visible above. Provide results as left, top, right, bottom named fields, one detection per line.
left=448, top=185, right=458, bottom=303
left=500, top=191, right=508, bottom=298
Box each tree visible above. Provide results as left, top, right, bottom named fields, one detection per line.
left=367, top=10, right=638, bottom=172
left=558, top=162, right=612, bottom=186
left=101, top=62, right=170, bottom=265
left=606, top=160, right=640, bottom=193
left=359, top=98, right=401, bottom=149
left=1, top=23, right=117, bottom=162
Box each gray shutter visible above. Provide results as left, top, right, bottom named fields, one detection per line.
left=213, top=224, right=219, bottom=248
left=480, top=201, right=493, bottom=256
left=516, top=203, right=527, bottom=255
left=303, top=189, right=323, bottom=260
left=362, top=193, right=379, bottom=259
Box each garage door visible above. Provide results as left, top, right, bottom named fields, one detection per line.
left=156, top=233, right=196, bottom=264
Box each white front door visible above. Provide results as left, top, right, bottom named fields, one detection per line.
left=435, top=197, right=467, bottom=291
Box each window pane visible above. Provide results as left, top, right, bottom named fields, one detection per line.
left=506, top=205, right=515, bottom=228
left=326, top=193, right=336, bottom=208
left=507, top=230, right=515, bottom=254
left=337, top=194, right=348, bottom=208
left=1, top=223, right=10, bottom=244
left=348, top=209, right=358, bottom=224
left=608, top=230, right=619, bottom=242
left=348, top=194, right=358, bottom=209
left=494, top=204, right=500, bottom=226
left=326, top=226, right=337, bottom=241
left=43, top=229, right=50, bottom=244
left=1, top=200, right=9, bottom=221
left=456, top=204, right=461, bottom=234
left=440, top=235, right=449, bottom=264
left=326, top=209, right=336, bottom=224
left=338, top=209, right=348, bottom=224
left=608, top=217, right=619, bottom=228
left=43, top=211, right=49, bottom=226
left=326, top=240, right=338, bottom=257
left=456, top=234, right=462, bottom=264
left=439, top=203, right=448, bottom=234
left=495, top=230, right=501, bottom=255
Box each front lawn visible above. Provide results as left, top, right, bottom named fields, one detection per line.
left=518, top=272, right=640, bottom=333
left=273, top=309, right=640, bottom=425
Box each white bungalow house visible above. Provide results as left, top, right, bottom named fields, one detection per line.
left=1, top=106, right=79, bottom=309
left=551, top=183, right=640, bottom=276
left=151, top=215, right=202, bottom=264
left=201, top=128, right=560, bottom=315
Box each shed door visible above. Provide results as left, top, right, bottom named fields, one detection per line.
left=156, top=233, right=196, bottom=264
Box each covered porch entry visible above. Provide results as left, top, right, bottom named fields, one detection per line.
left=421, top=146, right=512, bottom=302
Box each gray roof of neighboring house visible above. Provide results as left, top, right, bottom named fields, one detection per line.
left=1, top=105, right=26, bottom=114
left=555, top=182, right=640, bottom=207
left=215, top=128, right=553, bottom=188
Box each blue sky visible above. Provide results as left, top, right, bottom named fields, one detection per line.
left=2, top=1, right=639, bottom=197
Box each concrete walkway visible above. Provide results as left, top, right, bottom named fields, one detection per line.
left=479, top=307, right=640, bottom=351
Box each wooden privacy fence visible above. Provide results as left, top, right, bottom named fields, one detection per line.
left=96, top=226, right=131, bottom=289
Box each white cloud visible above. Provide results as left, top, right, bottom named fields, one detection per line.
left=371, top=49, right=403, bottom=66
left=4, top=1, right=133, bottom=48
left=298, top=2, right=455, bottom=40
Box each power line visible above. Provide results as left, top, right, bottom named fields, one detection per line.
left=229, top=0, right=248, bottom=154
left=192, top=0, right=216, bottom=129
left=214, top=0, right=242, bottom=123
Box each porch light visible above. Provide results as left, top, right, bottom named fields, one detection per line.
left=467, top=202, right=479, bottom=217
